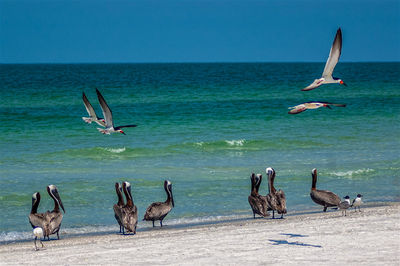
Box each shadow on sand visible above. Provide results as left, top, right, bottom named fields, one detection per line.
left=269, top=239, right=322, bottom=248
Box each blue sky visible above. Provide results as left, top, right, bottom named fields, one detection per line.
left=0, top=0, right=399, bottom=63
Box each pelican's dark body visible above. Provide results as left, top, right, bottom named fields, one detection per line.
left=143, top=180, right=174, bottom=227
left=265, top=168, right=287, bottom=218
left=248, top=173, right=269, bottom=218
left=113, top=183, right=125, bottom=233
left=309, top=168, right=340, bottom=211
left=120, top=182, right=138, bottom=234
left=29, top=185, right=65, bottom=240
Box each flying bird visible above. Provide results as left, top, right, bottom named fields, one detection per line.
left=288, top=102, right=346, bottom=114
left=82, top=92, right=106, bottom=127
left=96, top=89, right=137, bottom=135
left=302, top=28, right=347, bottom=91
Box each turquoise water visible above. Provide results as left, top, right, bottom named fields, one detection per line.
left=0, top=63, right=399, bottom=242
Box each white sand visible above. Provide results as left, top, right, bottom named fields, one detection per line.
left=1, top=203, right=399, bottom=265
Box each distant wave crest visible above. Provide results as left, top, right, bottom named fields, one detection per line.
left=329, top=168, right=375, bottom=178
left=103, top=147, right=126, bottom=153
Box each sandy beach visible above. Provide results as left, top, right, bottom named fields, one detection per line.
left=1, top=203, right=399, bottom=265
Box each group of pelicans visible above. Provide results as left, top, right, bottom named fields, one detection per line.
left=248, top=167, right=363, bottom=221
left=29, top=180, right=174, bottom=250
left=29, top=167, right=363, bottom=251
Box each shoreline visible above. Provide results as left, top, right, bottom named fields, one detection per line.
left=1, top=202, right=399, bottom=265
left=1, top=201, right=395, bottom=246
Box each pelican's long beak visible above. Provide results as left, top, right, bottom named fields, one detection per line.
left=59, top=199, right=66, bottom=213
left=168, top=184, right=174, bottom=207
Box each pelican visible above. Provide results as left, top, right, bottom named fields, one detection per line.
left=113, top=182, right=125, bottom=234
left=33, top=227, right=44, bottom=251
left=82, top=92, right=106, bottom=127
left=288, top=102, right=346, bottom=114
left=120, top=181, right=138, bottom=234
left=352, top=194, right=363, bottom=212
left=265, top=168, right=287, bottom=218
left=310, top=168, right=340, bottom=212
left=96, top=88, right=137, bottom=135
left=302, top=28, right=347, bottom=91
left=338, top=196, right=351, bottom=216
left=143, top=180, right=174, bottom=227
left=248, top=173, right=269, bottom=218
left=29, top=185, right=65, bottom=240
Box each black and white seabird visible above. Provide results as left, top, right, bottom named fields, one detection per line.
left=302, top=28, right=347, bottom=91
left=352, top=194, right=363, bottom=212
left=338, top=195, right=351, bottom=216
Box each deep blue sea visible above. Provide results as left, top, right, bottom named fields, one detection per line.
left=0, top=63, right=399, bottom=242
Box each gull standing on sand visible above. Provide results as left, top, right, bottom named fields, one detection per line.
left=352, top=194, right=363, bottom=212
left=288, top=102, right=346, bottom=114
left=302, top=28, right=347, bottom=91
left=33, top=227, right=44, bottom=251
left=309, top=168, right=341, bottom=212
left=143, top=180, right=175, bottom=227
left=82, top=92, right=106, bottom=127
left=338, top=196, right=351, bottom=216
left=96, top=88, right=137, bottom=135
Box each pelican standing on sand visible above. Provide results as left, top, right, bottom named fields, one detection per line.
left=288, top=102, right=346, bottom=114
left=309, top=168, right=340, bottom=212
left=143, top=180, right=174, bottom=227
left=302, top=28, right=347, bottom=91
left=248, top=173, right=269, bottom=218
left=29, top=185, right=66, bottom=240
left=82, top=92, right=106, bottom=127
left=120, top=181, right=138, bottom=234
left=265, top=168, right=287, bottom=218
left=96, top=88, right=137, bottom=135
left=113, top=183, right=125, bottom=234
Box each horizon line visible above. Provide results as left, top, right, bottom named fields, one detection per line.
left=1, top=60, right=399, bottom=65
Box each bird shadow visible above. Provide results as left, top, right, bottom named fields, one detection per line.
left=269, top=239, right=322, bottom=248
left=280, top=233, right=309, bottom=238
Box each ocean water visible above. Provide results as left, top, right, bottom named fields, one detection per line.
left=0, top=63, right=399, bottom=242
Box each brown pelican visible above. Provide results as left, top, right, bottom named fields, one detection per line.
left=338, top=195, right=351, bottom=216
left=248, top=173, right=269, bottom=218
left=288, top=102, right=346, bottom=114
left=96, top=88, right=137, bottom=135
left=113, top=182, right=124, bottom=234
left=302, top=28, right=347, bottom=91
left=143, top=180, right=174, bottom=227
left=33, top=227, right=44, bottom=251
left=352, top=194, right=363, bottom=212
left=120, top=181, right=138, bottom=234
left=29, top=192, right=47, bottom=238
left=82, top=92, right=106, bottom=127
left=265, top=168, right=287, bottom=218
left=310, top=168, right=340, bottom=212
left=29, top=185, right=65, bottom=240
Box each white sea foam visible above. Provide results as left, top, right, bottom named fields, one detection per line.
left=330, top=168, right=375, bottom=178
left=225, top=139, right=245, bottom=146
left=104, top=147, right=126, bottom=153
